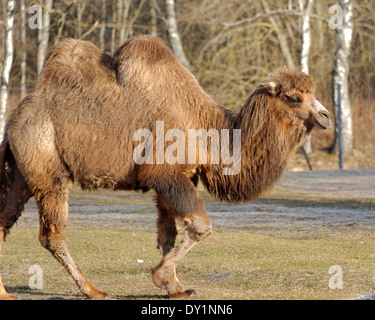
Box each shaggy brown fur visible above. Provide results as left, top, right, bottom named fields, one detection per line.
left=0, top=35, right=330, bottom=300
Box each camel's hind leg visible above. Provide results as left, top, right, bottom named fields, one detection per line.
left=0, top=165, right=32, bottom=300
left=151, top=175, right=212, bottom=298
left=36, top=178, right=107, bottom=299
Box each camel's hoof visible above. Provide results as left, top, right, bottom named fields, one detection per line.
left=86, top=289, right=108, bottom=300
left=169, top=289, right=196, bottom=299
left=0, top=292, right=18, bottom=300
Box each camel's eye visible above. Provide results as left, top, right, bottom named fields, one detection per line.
left=286, top=95, right=303, bottom=106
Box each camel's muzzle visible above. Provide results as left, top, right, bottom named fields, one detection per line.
left=312, top=100, right=332, bottom=129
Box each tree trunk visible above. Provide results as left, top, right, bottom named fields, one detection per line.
left=150, top=0, right=158, bottom=37
left=20, top=0, right=27, bottom=100
left=0, top=0, right=15, bottom=140
left=76, top=0, right=85, bottom=38
left=165, top=0, right=190, bottom=70
left=331, top=0, right=353, bottom=157
left=99, top=0, right=107, bottom=51
left=111, top=2, right=117, bottom=53
left=117, top=0, right=145, bottom=45
left=37, top=0, right=53, bottom=75
left=119, top=0, right=131, bottom=44
left=299, top=0, right=314, bottom=154
left=299, top=0, right=313, bottom=74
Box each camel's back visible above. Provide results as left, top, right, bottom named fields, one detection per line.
left=112, top=35, right=220, bottom=129
left=35, top=39, right=116, bottom=93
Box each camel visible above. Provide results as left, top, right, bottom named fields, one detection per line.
left=0, top=35, right=331, bottom=300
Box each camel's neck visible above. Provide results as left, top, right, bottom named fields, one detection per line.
left=199, top=92, right=308, bottom=203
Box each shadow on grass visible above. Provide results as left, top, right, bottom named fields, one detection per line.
left=6, top=285, right=169, bottom=300
left=5, top=286, right=83, bottom=300
left=114, top=294, right=169, bottom=300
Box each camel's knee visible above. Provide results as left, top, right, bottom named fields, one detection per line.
left=38, top=202, right=68, bottom=253
left=185, top=212, right=212, bottom=242
left=39, top=228, right=67, bottom=253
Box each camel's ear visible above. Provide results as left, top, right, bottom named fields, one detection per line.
left=260, top=81, right=282, bottom=97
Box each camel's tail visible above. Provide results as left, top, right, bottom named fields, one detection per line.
left=0, top=135, right=13, bottom=211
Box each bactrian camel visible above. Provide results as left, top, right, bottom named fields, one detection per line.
left=0, top=35, right=331, bottom=299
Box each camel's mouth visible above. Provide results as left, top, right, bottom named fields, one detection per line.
left=312, top=100, right=332, bottom=130
left=314, top=113, right=332, bottom=129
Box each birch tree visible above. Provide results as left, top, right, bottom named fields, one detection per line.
left=20, top=0, right=27, bottom=99
left=165, top=0, right=190, bottom=70
left=37, top=0, right=53, bottom=75
left=331, top=0, right=354, bottom=156
left=0, top=0, right=15, bottom=139
left=299, top=0, right=313, bottom=74
left=299, top=0, right=314, bottom=154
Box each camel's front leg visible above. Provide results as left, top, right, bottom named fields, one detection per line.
left=139, top=167, right=212, bottom=298
left=153, top=210, right=212, bottom=298
left=156, top=194, right=180, bottom=256
left=155, top=194, right=185, bottom=295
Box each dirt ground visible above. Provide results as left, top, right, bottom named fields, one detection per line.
left=1, top=168, right=375, bottom=300
left=15, top=168, right=375, bottom=234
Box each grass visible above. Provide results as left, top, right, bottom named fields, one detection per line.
left=1, top=225, right=375, bottom=300
left=1, top=170, right=374, bottom=300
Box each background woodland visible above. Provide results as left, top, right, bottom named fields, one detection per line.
left=1, top=0, right=374, bottom=170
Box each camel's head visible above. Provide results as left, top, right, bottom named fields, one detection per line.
left=259, top=67, right=332, bottom=130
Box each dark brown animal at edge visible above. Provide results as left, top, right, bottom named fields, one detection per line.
left=0, top=35, right=331, bottom=300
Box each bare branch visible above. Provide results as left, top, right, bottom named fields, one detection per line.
left=260, top=0, right=295, bottom=68
left=222, top=9, right=328, bottom=28
left=80, top=21, right=99, bottom=40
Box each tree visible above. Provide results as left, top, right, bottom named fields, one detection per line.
left=99, top=0, right=107, bottom=51
left=260, top=0, right=296, bottom=69
left=299, top=0, right=314, bottom=74
left=331, top=0, right=354, bottom=157
left=299, top=0, right=314, bottom=154
left=37, top=0, right=53, bottom=75
left=117, top=0, right=146, bottom=45
left=165, top=0, right=190, bottom=70
left=0, top=0, right=15, bottom=139
left=20, top=0, right=27, bottom=100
